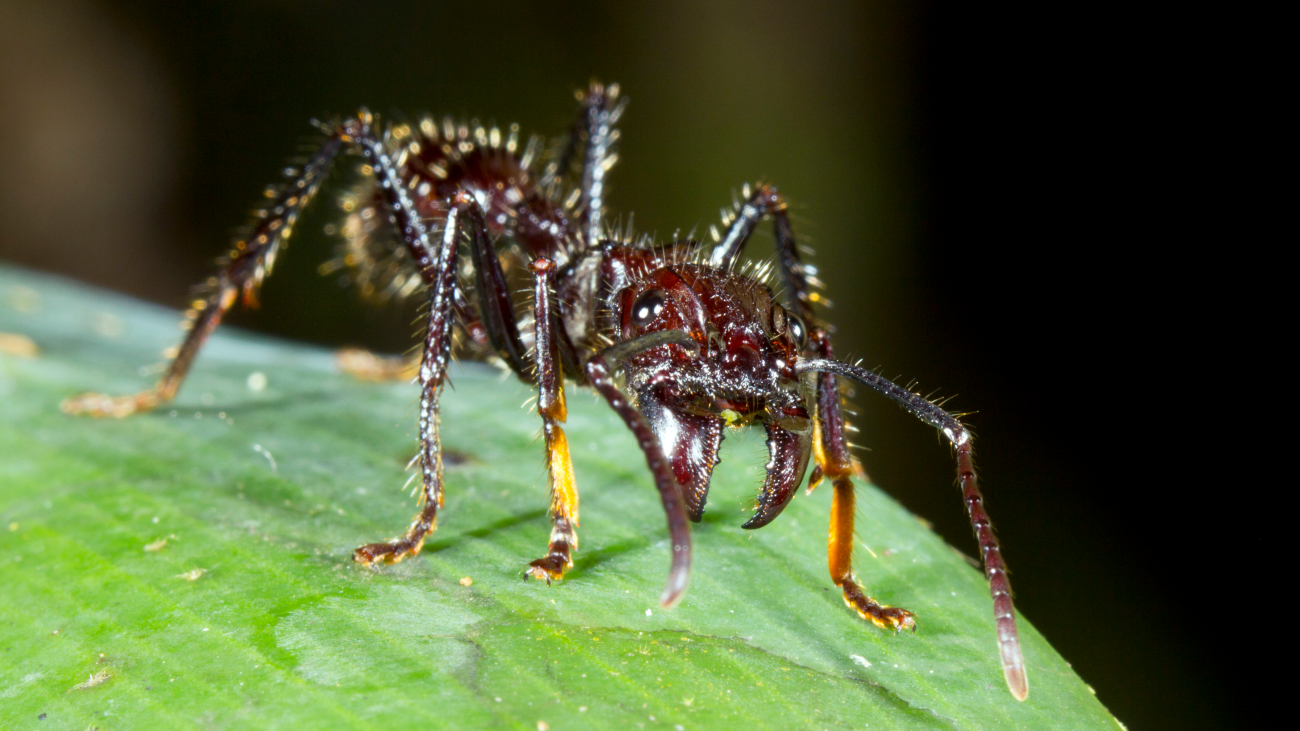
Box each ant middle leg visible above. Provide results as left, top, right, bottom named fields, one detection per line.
left=326, top=114, right=532, bottom=563
left=353, top=192, right=481, bottom=565
left=350, top=105, right=540, bottom=561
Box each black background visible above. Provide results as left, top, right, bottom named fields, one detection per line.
left=0, top=2, right=1256, bottom=728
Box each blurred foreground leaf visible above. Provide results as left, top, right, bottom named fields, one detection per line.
left=0, top=266, right=1119, bottom=729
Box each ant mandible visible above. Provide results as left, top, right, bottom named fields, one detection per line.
left=62, top=82, right=1028, bottom=700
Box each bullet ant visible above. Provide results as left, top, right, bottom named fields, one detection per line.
left=63, top=82, right=1027, bottom=700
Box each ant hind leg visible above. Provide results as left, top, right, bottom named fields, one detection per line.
left=63, top=132, right=347, bottom=417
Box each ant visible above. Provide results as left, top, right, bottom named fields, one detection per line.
left=62, top=82, right=1027, bottom=700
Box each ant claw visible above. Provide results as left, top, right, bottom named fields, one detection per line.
left=526, top=555, right=569, bottom=583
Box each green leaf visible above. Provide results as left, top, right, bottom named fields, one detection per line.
left=0, top=266, right=1118, bottom=730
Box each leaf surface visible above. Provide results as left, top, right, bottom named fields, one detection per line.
left=0, top=267, right=1118, bottom=729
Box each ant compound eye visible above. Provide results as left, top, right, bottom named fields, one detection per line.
left=631, top=289, right=667, bottom=327
left=788, top=314, right=808, bottom=348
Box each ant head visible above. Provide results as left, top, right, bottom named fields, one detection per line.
left=616, top=265, right=808, bottom=412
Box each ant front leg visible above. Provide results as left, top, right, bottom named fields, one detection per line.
left=525, top=258, right=579, bottom=582
left=62, top=130, right=347, bottom=418
left=794, top=358, right=1028, bottom=701
left=819, top=357, right=917, bottom=631
left=733, top=180, right=1026, bottom=698
left=706, top=183, right=914, bottom=629
left=802, top=329, right=915, bottom=630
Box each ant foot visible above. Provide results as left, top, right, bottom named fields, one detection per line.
left=353, top=536, right=424, bottom=566
left=842, top=581, right=918, bottom=632
left=336, top=348, right=418, bottom=382
left=355, top=506, right=437, bottom=567
left=864, top=605, right=918, bottom=633
left=526, top=553, right=571, bottom=584
left=61, top=390, right=160, bottom=418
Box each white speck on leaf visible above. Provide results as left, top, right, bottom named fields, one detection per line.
left=253, top=444, right=277, bottom=472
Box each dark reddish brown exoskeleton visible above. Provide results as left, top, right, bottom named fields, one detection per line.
left=63, top=83, right=1028, bottom=700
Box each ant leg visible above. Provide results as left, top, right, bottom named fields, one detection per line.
left=343, top=111, right=527, bottom=379
left=739, top=177, right=1025, bottom=698
left=814, top=331, right=919, bottom=644
left=62, top=130, right=347, bottom=418
left=708, top=186, right=920, bottom=625
left=799, top=326, right=918, bottom=632
left=343, top=119, right=537, bottom=563
left=707, top=183, right=820, bottom=321
left=353, top=192, right=475, bottom=565
left=825, top=436, right=918, bottom=632
left=794, top=357, right=1029, bottom=702
left=340, top=111, right=527, bottom=563
left=584, top=330, right=699, bottom=608
left=464, top=199, right=530, bottom=378
left=62, top=109, right=493, bottom=415
left=811, top=329, right=919, bottom=646
left=545, top=81, right=625, bottom=246
left=525, top=258, right=580, bottom=582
